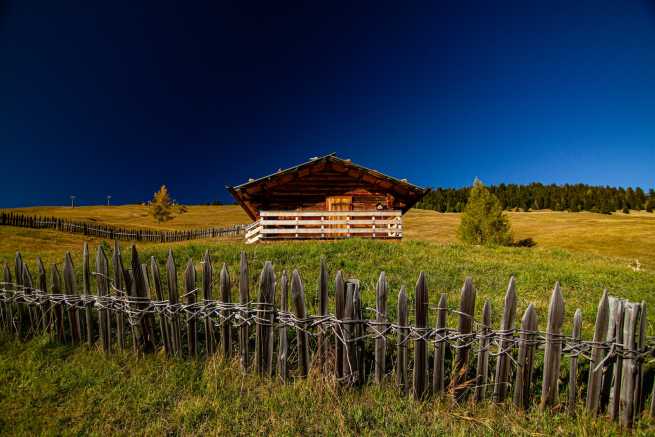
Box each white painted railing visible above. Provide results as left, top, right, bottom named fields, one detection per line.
left=245, top=210, right=402, bottom=244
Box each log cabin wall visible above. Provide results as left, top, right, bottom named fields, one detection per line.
left=228, top=154, right=427, bottom=221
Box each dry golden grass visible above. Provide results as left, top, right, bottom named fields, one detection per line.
left=3, top=204, right=250, bottom=230
left=405, top=209, right=655, bottom=268
left=2, top=205, right=654, bottom=268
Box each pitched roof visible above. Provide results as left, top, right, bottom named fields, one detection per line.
left=227, top=153, right=428, bottom=220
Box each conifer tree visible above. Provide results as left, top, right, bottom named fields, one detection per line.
left=458, top=179, right=512, bottom=246
left=150, top=185, right=174, bottom=223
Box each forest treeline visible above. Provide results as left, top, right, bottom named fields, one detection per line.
left=416, top=183, right=655, bottom=214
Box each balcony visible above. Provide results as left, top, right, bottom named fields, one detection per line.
left=245, top=210, right=403, bottom=244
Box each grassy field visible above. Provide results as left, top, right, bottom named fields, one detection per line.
left=3, top=333, right=653, bottom=436
left=1, top=205, right=654, bottom=434
left=6, top=204, right=654, bottom=267
left=3, top=204, right=250, bottom=230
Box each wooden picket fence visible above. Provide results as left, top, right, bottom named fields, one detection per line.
left=0, top=212, right=245, bottom=242
left=1, top=242, right=654, bottom=428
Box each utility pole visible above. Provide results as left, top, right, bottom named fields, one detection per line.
left=70, top=195, right=76, bottom=208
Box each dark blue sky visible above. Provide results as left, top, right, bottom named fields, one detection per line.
left=1, top=1, right=654, bottom=207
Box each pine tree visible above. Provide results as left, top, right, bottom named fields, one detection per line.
left=458, top=179, right=512, bottom=246
left=150, top=185, right=174, bottom=223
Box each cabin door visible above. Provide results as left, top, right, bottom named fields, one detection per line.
left=326, top=196, right=352, bottom=236
left=326, top=196, right=352, bottom=212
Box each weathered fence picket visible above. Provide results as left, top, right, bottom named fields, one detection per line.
left=474, top=300, right=491, bottom=402
left=540, top=283, right=565, bottom=411
left=568, top=309, right=582, bottom=414
left=184, top=258, right=197, bottom=358
left=432, top=293, right=448, bottom=395
left=220, top=263, right=231, bottom=359
left=239, top=252, right=249, bottom=372
left=374, top=271, right=388, bottom=385
left=452, top=277, right=475, bottom=400
left=396, top=286, right=408, bottom=396
left=586, top=289, right=609, bottom=415
left=277, top=270, right=289, bottom=383
left=202, top=251, right=214, bottom=358
left=513, top=304, right=537, bottom=410
left=493, top=276, right=516, bottom=403
left=413, top=272, right=428, bottom=400
left=292, top=270, right=310, bottom=377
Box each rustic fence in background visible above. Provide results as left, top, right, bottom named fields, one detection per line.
left=0, top=212, right=245, bottom=242
left=1, top=242, right=654, bottom=428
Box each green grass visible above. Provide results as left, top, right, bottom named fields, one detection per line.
left=2, top=333, right=653, bottom=435
left=1, top=206, right=655, bottom=434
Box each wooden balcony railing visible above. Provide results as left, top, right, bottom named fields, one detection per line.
left=245, top=210, right=403, bottom=244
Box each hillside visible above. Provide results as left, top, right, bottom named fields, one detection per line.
left=1, top=206, right=655, bottom=434
left=2, top=205, right=654, bottom=268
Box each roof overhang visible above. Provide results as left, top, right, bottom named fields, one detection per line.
left=227, top=153, right=429, bottom=221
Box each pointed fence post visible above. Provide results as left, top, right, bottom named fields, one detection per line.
left=609, top=299, right=625, bottom=421
left=50, top=264, right=65, bottom=342
left=513, top=304, right=537, bottom=409
left=474, top=300, right=491, bottom=402
left=166, top=250, right=182, bottom=356
left=493, top=276, right=516, bottom=403
left=452, top=276, right=476, bottom=401
left=568, top=309, right=582, bottom=414
left=634, top=302, right=647, bottom=418
left=2, top=263, right=13, bottom=333
left=343, top=282, right=357, bottom=384
left=318, top=259, right=329, bottom=373
left=255, top=261, right=275, bottom=376
left=63, top=252, right=81, bottom=343
left=540, top=282, right=565, bottom=411
left=239, top=252, right=249, bottom=372
left=292, top=269, right=310, bottom=377
left=413, top=272, right=428, bottom=400
left=432, top=293, right=448, bottom=395
left=82, top=242, right=93, bottom=346
left=335, top=271, right=346, bottom=382
left=586, top=290, right=609, bottom=415
left=621, top=302, right=640, bottom=428
left=36, top=257, right=48, bottom=333
left=112, top=241, right=126, bottom=350
left=130, top=246, right=155, bottom=353
left=353, top=281, right=364, bottom=385
left=22, top=264, right=35, bottom=336
left=277, top=270, right=289, bottom=383
left=96, top=247, right=111, bottom=353
left=151, top=256, right=170, bottom=355
left=202, top=251, right=214, bottom=357
left=184, top=258, right=197, bottom=358
left=397, top=286, right=408, bottom=396
left=220, top=263, right=232, bottom=359
left=14, top=252, right=25, bottom=335
left=374, top=271, right=388, bottom=384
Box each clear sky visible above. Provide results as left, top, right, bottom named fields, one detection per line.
left=1, top=1, right=654, bottom=206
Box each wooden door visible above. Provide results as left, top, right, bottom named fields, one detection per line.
left=326, top=196, right=352, bottom=212
left=326, top=196, right=351, bottom=236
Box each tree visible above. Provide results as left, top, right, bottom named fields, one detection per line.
left=150, top=185, right=174, bottom=223
left=458, top=179, right=512, bottom=246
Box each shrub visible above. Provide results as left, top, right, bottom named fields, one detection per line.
left=458, top=179, right=513, bottom=246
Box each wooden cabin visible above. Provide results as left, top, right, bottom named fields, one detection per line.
left=227, top=153, right=428, bottom=243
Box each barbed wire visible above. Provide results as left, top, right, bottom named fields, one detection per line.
left=1, top=283, right=653, bottom=366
